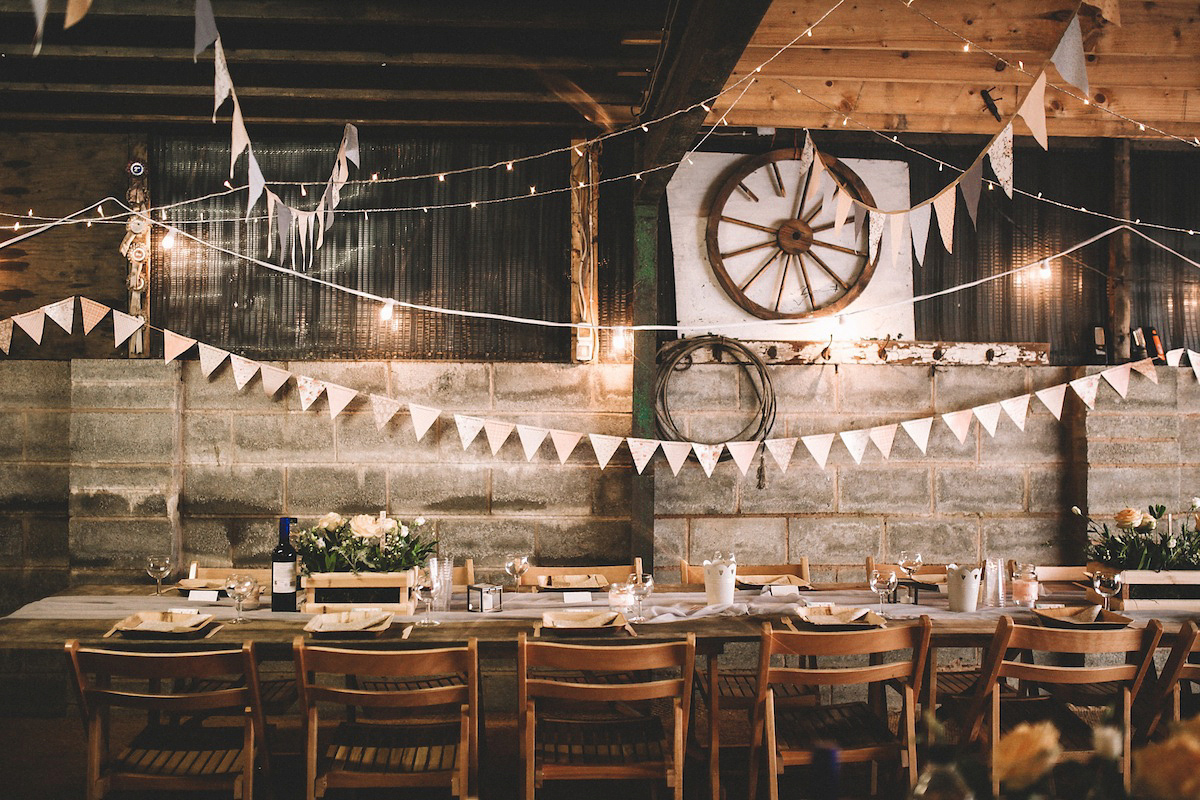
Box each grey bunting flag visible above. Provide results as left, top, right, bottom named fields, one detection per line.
left=1051, top=15, right=1089, bottom=95
left=959, top=159, right=983, bottom=229
left=342, top=125, right=360, bottom=167
left=275, top=198, right=293, bottom=262
left=909, top=203, right=932, bottom=266
left=194, top=0, right=219, bottom=60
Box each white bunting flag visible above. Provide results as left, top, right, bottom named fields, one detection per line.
left=805, top=154, right=825, bottom=208
left=942, top=409, right=974, bottom=444
left=932, top=188, right=956, bottom=253
left=369, top=394, right=402, bottom=431
left=589, top=434, right=624, bottom=470
left=796, top=134, right=814, bottom=182
left=888, top=213, right=907, bottom=271
left=1101, top=363, right=1132, bottom=398
left=959, top=160, right=983, bottom=228
left=324, top=383, right=357, bottom=419
left=1000, top=394, right=1031, bottom=431
left=197, top=342, right=228, bottom=377
left=516, top=425, right=549, bottom=461
left=1190, top=351, right=1200, bottom=384
left=660, top=441, right=692, bottom=476
left=988, top=124, right=1014, bottom=198
left=213, top=38, right=233, bottom=119
left=1130, top=357, right=1158, bottom=384
left=867, top=211, right=885, bottom=264
left=1017, top=72, right=1049, bottom=150
left=111, top=310, right=144, bottom=348
left=43, top=297, right=74, bottom=333
left=79, top=297, right=109, bottom=334
left=12, top=309, right=45, bottom=345
left=973, top=402, right=1002, bottom=436
left=901, top=417, right=933, bottom=454
left=246, top=150, right=265, bottom=218
left=162, top=330, right=195, bottom=363
left=869, top=424, right=898, bottom=459
left=295, top=375, right=326, bottom=411
left=550, top=429, right=583, bottom=464
left=1069, top=374, right=1101, bottom=409
left=228, top=354, right=259, bottom=391
left=484, top=419, right=515, bottom=455
left=230, top=98, right=251, bottom=178
left=454, top=414, right=484, bottom=449
left=725, top=440, right=760, bottom=476
left=1166, top=348, right=1184, bottom=367
left=259, top=364, right=291, bottom=397
left=31, top=0, right=46, bottom=55
left=909, top=204, right=932, bottom=266
left=0, top=318, right=11, bottom=355
left=834, top=190, right=853, bottom=238
left=1035, top=384, right=1068, bottom=420
left=626, top=437, right=660, bottom=474
left=839, top=429, right=871, bottom=464
left=764, top=437, right=798, bottom=472
left=802, top=433, right=836, bottom=470
left=1051, top=15, right=1090, bottom=95
left=692, top=443, right=724, bottom=477
left=408, top=403, right=440, bottom=441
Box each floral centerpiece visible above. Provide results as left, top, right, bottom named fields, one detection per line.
left=292, top=512, right=436, bottom=575
left=1078, top=500, right=1200, bottom=571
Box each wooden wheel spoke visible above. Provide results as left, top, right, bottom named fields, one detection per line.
left=794, top=253, right=816, bottom=310
left=810, top=239, right=866, bottom=258
left=720, top=216, right=778, bottom=235
left=807, top=251, right=849, bottom=291
left=769, top=162, right=785, bottom=198
left=811, top=221, right=835, bottom=233
left=794, top=168, right=811, bottom=220
left=720, top=239, right=775, bottom=259
left=803, top=201, right=824, bottom=224
left=736, top=182, right=759, bottom=202
left=774, top=254, right=792, bottom=313
left=739, top=249, right=782, bottom=292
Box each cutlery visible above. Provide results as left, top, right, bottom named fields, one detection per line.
left=401, top=624, right=414, bottom=640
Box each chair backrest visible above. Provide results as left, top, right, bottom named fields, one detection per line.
left=195, top=566, right=273, bottom=585
left=1145, top=621, right=1200, bottom=715
left=518, top=557, right=643, bottom=587
left=864, top=557, right=945, bottom=581
left=679, top=558, right=810, bottom=585
left=452, top=558, right=475, bottom=589
left=1031, top=565, right=1088, bottom=582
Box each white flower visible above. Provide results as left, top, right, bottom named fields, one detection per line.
left=1169, top=538, right=1178, bottom=549
left=1191, top=497, right=1200, bottom=512
left=399, top=524, right=410, bottom=538
left=414, top=516, right=426, bottom=527
left=314, top=537, right=326, bottom=550
left=316, top=512, right=345, bottom=531
left=381, top=516, right=399, bottom=534
left=349, top=513, right=382, bottom=539
left=1094, top=726, right=1123, bottom=760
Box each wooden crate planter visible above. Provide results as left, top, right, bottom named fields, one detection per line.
left=301, top=569, right=418, bottom=614
left=1087, top=563, right=1200, bottom=611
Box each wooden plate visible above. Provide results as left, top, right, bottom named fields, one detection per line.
left=1032, top=606, right=1132, bottom=630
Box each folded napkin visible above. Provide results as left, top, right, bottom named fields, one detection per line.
left=542, top=610, right=618, bottom=628
left=304, top=611, right=392, bottom=633
left=541, top=574, right=607, bottom=589
left=796, top=606, right=871, bottom=625
left=737, top=574, right=810, bottom=588
left=119, top=612, right=213, bottom=634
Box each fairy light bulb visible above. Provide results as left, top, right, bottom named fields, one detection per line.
left=470, top=201, right=477, bottom=208
left=506, top=162, right=513, bottom=171
left=223, top=180, right=232, bottom=189
left=641, top=124, right=648, bottom=132
left=963, top=43, right=969, bottom=52
left=371, top=172, right=379, bottom=181
left=1038, top=260, right=1051, bottom=278
left=380, top=302, right=394, bottom=322
left=529, top=185, right=536, bottom=195
left=162, top=231, right=176, bottom=250
left=574, top=146, right=583, bottom=156
left=611, top=326, right=629, bottom=355
left=438, top=173, right=446, bottom=182
left=701, top=103, right=711, bottom=112
left=300, top=184, right=307, bottom=196
left=26, top=209, right=32, bottom=217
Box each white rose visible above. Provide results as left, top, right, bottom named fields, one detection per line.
left=414, top=516, right=426, bottom=527
left=1191, top=497, right=1200, bottom=511
left=349, top=514, right=381, bottom=539
left=399, top=524, right=410, bottom=538
left=316, top=512, right=345, bottom=531
left=1114, top=508, right=1142, bottom=529
left=381, top=517, right=399, bottom=534
left=1093, top=726, right=1122, bottom=760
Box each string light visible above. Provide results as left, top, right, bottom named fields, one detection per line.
left=470, top=201, right=477, bottom=208
left=611, top=326, right=629, bottom=355
left=26, top=209, right=32, bottom=217
left=505, top=162, right=513, bottom=171
left=162, top=231, right=176, bottom=250
left=379, top=301, right=394, bottom=322
left=370, top=173, right=379, bottom=181
left=573, top=146, right=582, bottom=156
left=529, top=186, right=536, bottom=195
left=962, top=43, right=969, bottom=52
left=438, top=174, right=445, bottom=182
left=1038, top=259, right=1051, bottom=278
left=223, top=180, right=231, bottom=189
left=300, top=185, right=307, bottom=196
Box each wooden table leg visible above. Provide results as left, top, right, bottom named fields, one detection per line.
left=709, top=653, right=721, bottom=800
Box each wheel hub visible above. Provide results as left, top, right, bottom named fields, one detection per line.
left=776, top=218, right=814, bottom=255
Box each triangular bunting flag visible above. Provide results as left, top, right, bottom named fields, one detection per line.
left=725, top=440, right=759, bottom=476
left=12, top=309, right=45, bottom=345
left=660, top=441, right=692, bottom=476
left=246, top=150, right=265, bottom=218
left=228, top=353, right=259, bottom=391
left=1051, top=15, right=1090, bottom=95
left=1130, top=357, right=1158, bottom=384
left=1069, top=374, right=1101, bottom=409
left=960, top=160, right=983, bottom=228
left=626, top=437, right=660, bottom=474
left=764, top=437, right=798, bottom=472
left=839, top=429, right=871, bottom=464
left=0, top=318, right=11, bottom=355
left=369, top=394, right=402, bottom=431
left=111, top=310, right=144, bottom=348
left=1035, top=384, right=1068, bottom=420
left=408, top=403, right=440, bottom=441
left=342, top=124, right=360, bottom=168
left=80, top=297, right=109, bottom=334
left=1000, top=394, right=1031, bottom=431
left=259, top=364, right=291, bottom=397
left=1190, top=351, right=1200, bottom=384
left=1166, top=348, right=1184, bottom=367
left=932, top=188, right=956, bottom=253
left=988, top=125, right=1014, bottom=198
left=589, top=434, right=624, bottom=470
left=867, top=211, right=885, bottom=264
left=869, top=424, right=898, bottom=459
left=162, top=330, right=195, bottom=363
left=43, top=297, right=74, bottom=333
left=295, top=375, right=325, bottom=411
left=942, top=409, right=974, bottom=444
left=197, top=342, right=228, bottom=377
left=888, top=213, right=907, bottom=271
left=853, top=203, right=867, bottom=242
left=229, top=99, right=251, bottom=178
left=901, top=417, right=933, bottom=454
left=550, top=429, right=583, bottom=464
left=1091, top=0, right=1121, bottom=26
left=1017, top=72, right=1049, bottom=150
left=193, top=0, right=218, bottom=59
left=64, top=0, right=92, bottom=29
left=213, top=38, right=233, bottom=119
left=692, top=442, right=725, bottom=477
left=834, top=190, right=853, bottom=238
left=796, top=133, right=814, bottom=181
left=805, top=154, right=825, bottom=208
left=802, top=433, right=835, bottom=470
left=454, top=414, right=484, bottom=450
left=973, top=402, right=1002, bottom=436
left=31, top=0, right=46, bottom=55
left=324, top=383, right=357, bottom=419
left=517, top=425, right=549, bottom=461
left=1101, top=363, right=1131, bottom=398
left=484, top=419, right=515, bottom=455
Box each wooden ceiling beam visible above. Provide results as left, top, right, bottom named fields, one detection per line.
left=0, top=111, right=602, bottom=128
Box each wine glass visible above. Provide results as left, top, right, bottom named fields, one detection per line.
left=627, top=572, right=654, bottom=623
left=145, top=555, right=173, bottom=596
left=1093, top=571, right=1123, bottom=612
left=224, top=573, right=257, bottom=624
left=414, top=568, right=439, bottom=627
left=869, top=569, right=897, bottom=617
left=504, top=554, right=530, bottom=588
left=898, top=550, right=922, bottom=580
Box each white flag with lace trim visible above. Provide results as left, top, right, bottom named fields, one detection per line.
left=660, top=441, right=692, bottom=476
left=454, top=414, right=484, bottom=449
left=802, top=433, right=835, bottom=470
left=590, top=434, right=624, bottom=470
left=408, top=403, right=440, bottom=441
left=370, top=394, right=402, bottom=431
left=626, top=437, right=660, bottom=474
left=484, top=419, right=515, bottom=455
left=517, top=425, right=549, bottom=461
left=197, top=342, right=228, bottom=377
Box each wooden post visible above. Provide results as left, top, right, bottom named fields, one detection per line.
left=631, top=201, right=659, bottom=571
left=126, top=139, right=150, bottom=357
left=1109, top=139, right=1132, bottom=362
left=569, top=139, right=600, bottom=361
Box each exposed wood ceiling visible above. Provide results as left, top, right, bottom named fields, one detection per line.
left=713, top=0, right=1200, bottom=141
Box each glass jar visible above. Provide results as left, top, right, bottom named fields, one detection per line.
left=1011, top=562, right=1039, bottom=607
left=608, top=582, right=634, bottom=613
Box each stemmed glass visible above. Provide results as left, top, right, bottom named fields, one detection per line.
left=145, top=555, right=173, bottom=596
left=869, top=569, right=897, bottom=617
left=898, top=550, right=923, bottom=580
left=627, top=572, right=654, bottom=623
left=224, top=574, right=257, bottom=624
left=1093, top=571, right=1123, bottom=612
left=414, top=567, right=440, bottom=627
left=504, top=555, right=530, bottom=588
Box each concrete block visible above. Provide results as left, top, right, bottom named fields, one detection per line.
left=0, top=361, right=69, bottom=410
left=740, top=464, right=836, bottom=514
left=181, top=518, right=276, bottom=565
left=536, top=519, right=632, bottom=565
left=0, top=517, right=22, bottom=557
left=1087, top=412, right=1180, bottom=441
left=936, top=467, right=1024, bottom=513
left=886, top=519, right=979, bottom=563
left=71, top=359, right=177, bottom=410
left=761, top=364, right=837, bottom=414
left=25, top=411, right=70, bottom=463
left=336, top=410, right=442, bottom=464
left=1177, top=415, right=1200, bottom=465
left=182, top=465, right=283, bottom=516
left=679, top=411, right=763, bottom=444
left=183, top=361, right=284, bottom=412
left=0, top=412, right=24, bottom=460
left=935, top=367, right=1028, bottom=413
left=1087, top=439, right=1179, bottom=467
left=1028, top=467, right=1069, bottom=513
left=0, top=464, right=67, bottom=511
left=286, top=361, right=388, bottom=412
left=789, top=517, right=883, bottom=565
left=183, top=412, right=232, bottom=464
left=70, top=411, right=175, bottom=464
left=838, top=365, right=932, bottom=414
left=983, top=517, right=1070, bottom=565
left=25, top=515, right=68, bottom=563
left=839, top=467, right=931, bottom=514
left=1174, top=468, right=1200, bottom=510
left=1087, top=467, right=1178, bottom=513
left=654, top=465, right=737, bottom=515
left=491, top=464, right=630, bottom=516
left=1092, top=366, right=1176, bottom=410
left=70, top=518, right=172, bottom=568
left=654, top=364, right=739, bottom=413
left=654, top=518, right=687, bottom=573
left=231, top=413, right=334, bottom=464
left=493, top=364, right=592, bottom=412
left=390, top=362, right=491, bottom=411
left=387, top=463, right=488, bottom=515
left=689, top=517, right=787, bottom=563
left=70, top=465, right=171, bottom=516
left=285, top=465, right=387, bottom=515
left=434, top=518, right=535, bottom=572
left=590, top=364, right=633, bottom=413
left=980, top=415, right=1066, bottom=465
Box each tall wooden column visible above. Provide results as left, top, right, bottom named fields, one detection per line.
left=1109, top=139, right=1132, bottom=362
left=631, top=201, right=658, bottom=570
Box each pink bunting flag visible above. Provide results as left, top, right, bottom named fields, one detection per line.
left=901, top=418, right=933, bottom=454
left=228, top=353, right=259, bottom=391
left=1166, top=348, right=1184, bottom=367
left=801, top=433, right=835, bottom=470
left=12, top=309, right=45, bottom=345
left=973, top=402, right=1002, bottom=436
left=369, top=394, right=402, bottom=431
left=408, top=403, right=440, bottom=441
left=516, top=425, right=549, bottom=461
left=80, top=297, right=110, bottom=334
left=692, top=443, right=724, bottom=477
left=1000, top=394, right=1031, bottom=431
left=942, top=409, right=974, bottom=444
left=834, top=190, right=853, bottom=238
left=1069, top=374, right=1101, bottom=409
left=1130, top=357, right=1158, bottom=384
left=1101, top=364, right=1131, bottom=398
left=626, top=437, right=660, bottom=474
left=590, top=434, right=624, bottom=470
left=196, top=342, right=228, bottom=377
left=324, top=383, right=357, bottom=419
left=988, top=125, right=1014, bottom=198
left=932, top=188, right=956, bottom=253
left=869, top=424, right=897, bottom=459
left=660, top=441, right=692, bottom=476
left=839, top=429, right=871, bottom=464
left=43, top=297, right=74, bottom=333
left=909, top=204, right=932, bottom=267
left=724, top=440, right=760, bottom=476
left=111, top=310, right=144, bottom=348
left=888, top=213, right=907, bottom=271
left=0, top=318, right=11, bottom=355
left=259, top=364, right=291, bottom=397
left=764, top=437, right=798, bottom=472
left=162, top=330, right=196, bottom=363
left=295, top=375, right=325, bottom=411
left=483, top=419, right=515, bottom=455
left=454, top=414, right=484, bottom=449
left=1017, top=72, right=1049, bottom=150
left=1035, top=384, right=1068, bottom=420
left=550, top=429, right=583, bottom=464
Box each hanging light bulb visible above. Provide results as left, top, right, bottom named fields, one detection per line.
left=611, top=326, right=629, bottom=355
left=1038, top=260, right=1051, bottom=278
left=380, top=302, right=394, bottom=322
left=162, top=231, right=176, bottom=250
left=300, top=184, right=308, bottom=196
left=529, top=185, right=536, bottom=195
left=438, top=173, right=446, bottom=182
left=26, top=209, right=32, bottom=217
left=371, top=172, right=379, bottom=181
left=962, top=43, right=970, bottom=52
left=506, top=162, right=513, bottom=171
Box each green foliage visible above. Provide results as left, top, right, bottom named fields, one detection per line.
left=291, top=513, right=437, bottom=575
left=1080, top=503, right=1200, bottom=571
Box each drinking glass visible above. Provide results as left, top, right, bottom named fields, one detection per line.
left=627, top=572, right=654, bottom=623
left=224, top=573, right=257, bottom=624
left=414, top=568, right=440, bottom=626
left=504, top=554, right=530, bottom=588
left=869, top=569, right=897, bottom=616
left=898, top=550, right=923, bottom=580
left=145, top=555, right=173, bottom=596
left=1093, top=571, right=1123, bottom=612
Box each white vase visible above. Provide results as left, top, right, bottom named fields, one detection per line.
left=947, top=563, right=982, bottom=613
left=703, top=557, right=737, bottom=605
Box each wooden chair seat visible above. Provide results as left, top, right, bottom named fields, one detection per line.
left=112, top=724, right=251, bottom=780
left=190, top=676, right=298, bottom=715
left=996, top=697, right=1096, bottom=752
left=535, top=714, right=671, bottom=768
left=321, top=720, right=462, bottom=776
left=359, top=673, right=468, bottom=692
left=774, top=702, right=899, bottom=758
left=1045, top=680, right=1122, bottom=705
left=696, top=668, right=817, bottom=708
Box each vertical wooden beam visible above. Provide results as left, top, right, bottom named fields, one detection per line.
left=631, top=201, right=659, bottom=571
left=1109, top=139, right=1132, bottom=362
left=126, top=139, right=150, bottom=357
left=569, top=139, right=600, bottom=361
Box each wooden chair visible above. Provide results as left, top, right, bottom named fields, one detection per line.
left=518, top=557, right=643, bottom=588
left=64, top=640, right=267, bottom=800
left=865, top=556, right=946, bottom=582
left=748, top=617, right=932, bottom=800
left=963, top=616, right=1163, bottom=793
left=452, top=557, right=475, bottom=589
left=1141, top=620, right=1200, bottom=740
left=517, top=631, right=695, bottom=800
left=293, top=637, right=479, bottom=800
left=678, top=557, right=810, bottom=585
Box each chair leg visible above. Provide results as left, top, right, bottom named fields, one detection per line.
left=765, top=690, right=779, bottom=800
left=708, top=657, right=721, bottom=800
left=523, top=701, right=536, bottom=800
left=305, top=708, right=318, bottom=800
left=675, top=699, right=686, bottom=800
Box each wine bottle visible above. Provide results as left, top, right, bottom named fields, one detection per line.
left=271, top=516, right=299, bottom=612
